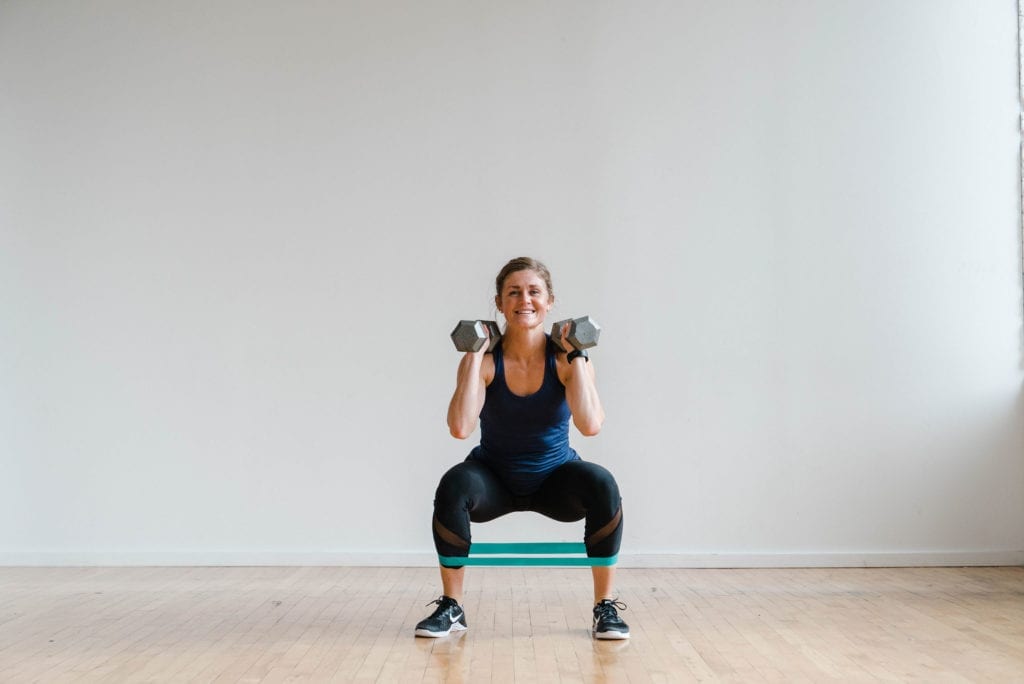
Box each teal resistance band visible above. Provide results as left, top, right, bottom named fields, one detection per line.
left=438, top=542, right=618, bottom=567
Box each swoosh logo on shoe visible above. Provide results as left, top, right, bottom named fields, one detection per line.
left=449, top=611, right=463, bottom=624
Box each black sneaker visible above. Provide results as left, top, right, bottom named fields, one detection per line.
left=592, top=599, right=630, bottom=639
left=414, top=596, right=468, bottom=638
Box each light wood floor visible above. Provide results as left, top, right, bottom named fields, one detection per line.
left=1, top=566, right=1023, bottom=682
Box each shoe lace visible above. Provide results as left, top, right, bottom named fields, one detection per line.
left=424, top=595, right=457, bottom=617
left=595, top=598, right=627, bottom=620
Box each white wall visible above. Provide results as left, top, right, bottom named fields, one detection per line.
left=2, top=0, right=1022, bottom=567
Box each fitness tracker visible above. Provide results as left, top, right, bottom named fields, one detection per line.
left=567, top=349, right=589, bottom=364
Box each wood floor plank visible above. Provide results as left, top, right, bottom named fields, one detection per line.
left=0, top=566, right=1023, bottom=682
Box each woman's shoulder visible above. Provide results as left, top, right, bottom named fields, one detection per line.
left=482, top=350, right=497, bottom=385
left=545, top=333, right=567, bottom=357
left=548, top=335, right=573, bottom=385
left=456, top=348, right=497, bottom=386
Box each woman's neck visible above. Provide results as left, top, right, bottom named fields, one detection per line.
left=500, top=326, right=547, bottom=363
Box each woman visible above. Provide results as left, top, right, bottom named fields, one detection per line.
left=415, top=257, right=628, bottom=640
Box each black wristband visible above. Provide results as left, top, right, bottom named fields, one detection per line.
left=566, top=348, right=589, bottom=364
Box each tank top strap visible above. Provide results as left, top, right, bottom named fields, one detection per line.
left=492, top=343, right=505, bottom=382
left=544, top=335, right=561, bottom=385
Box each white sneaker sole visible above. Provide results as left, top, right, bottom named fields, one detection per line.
left=414, top=622, right=467, bottom=638
left=593, top=630, right=630, bottom=640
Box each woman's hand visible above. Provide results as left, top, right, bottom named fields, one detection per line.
left=554, top=320, right=574, bottom=354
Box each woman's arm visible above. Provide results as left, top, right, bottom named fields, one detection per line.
left=447, top=350, right=493, bottom=439
left=560, top=355, right=605, bottom=436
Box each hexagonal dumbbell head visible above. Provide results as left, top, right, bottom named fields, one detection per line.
left=551, top=315, right=601, bottom=350
left=567, top=315, right=601, bottom=350
left=451, top=320, right=488, bottom=352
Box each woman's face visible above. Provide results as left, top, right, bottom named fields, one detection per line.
left=496, top=269, right=553, bottom=330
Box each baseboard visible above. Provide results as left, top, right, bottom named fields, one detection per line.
left=620, top=551, right=1024, bottom=568
left=1, top=550, right=1022, bottom=568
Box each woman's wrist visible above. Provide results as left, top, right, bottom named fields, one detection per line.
left=566, top=349, right=589, bottom=364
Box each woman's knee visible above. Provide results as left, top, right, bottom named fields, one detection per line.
left=567, top=461, right=621, bottom=511
left=434, top=461, right=486, bottom=510
left=432, top=463, right=480, bottom=558
left=570, top=462, right=623, bottom=557
left=592, top=464, right=621, bottom=504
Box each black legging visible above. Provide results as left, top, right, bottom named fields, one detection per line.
left=432, top=458, right=623, bottom=568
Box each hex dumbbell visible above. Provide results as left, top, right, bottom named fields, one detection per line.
left=450, top=320, right=502, bottom=353
left=550, top=315, right=601, bottom=350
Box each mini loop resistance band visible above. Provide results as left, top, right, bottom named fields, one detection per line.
left=438, top=542, right=618, bottom=567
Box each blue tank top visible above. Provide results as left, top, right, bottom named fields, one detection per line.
left=469, top=337, right=579, bottom=495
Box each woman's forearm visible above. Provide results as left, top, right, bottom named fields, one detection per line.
left=566, top=360, right=605, bottom=436
left=447, top=354, right=486, bottom=438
